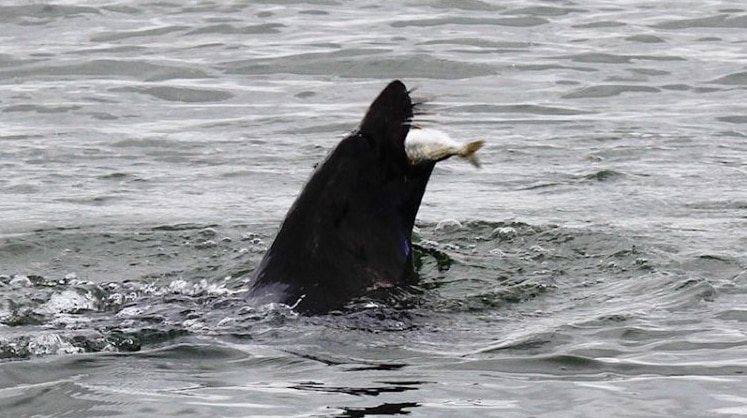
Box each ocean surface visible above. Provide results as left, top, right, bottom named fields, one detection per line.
left=1, top=0, right=746, bottom=416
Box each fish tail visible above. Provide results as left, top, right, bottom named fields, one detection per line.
left=459, top=139, right=484, bottom=168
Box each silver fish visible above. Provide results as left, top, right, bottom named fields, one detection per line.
left=405, top=127, right=484, bottom=168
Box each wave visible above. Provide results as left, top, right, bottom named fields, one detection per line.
left=2, top=220, right=739, bottom=362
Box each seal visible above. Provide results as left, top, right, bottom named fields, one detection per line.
left=248, top=80, right=436, bottom=314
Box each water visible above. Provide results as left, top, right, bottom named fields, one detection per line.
left=1, top=0, right=746, bottom=416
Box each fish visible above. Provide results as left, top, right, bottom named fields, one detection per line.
left=405, top=127, right=484, bottom=168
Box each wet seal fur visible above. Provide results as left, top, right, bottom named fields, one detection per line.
left=248, top=80, right=435, bottom=314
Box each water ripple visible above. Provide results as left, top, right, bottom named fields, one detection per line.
left=109, top=85, right=234, bottom=103
left=562, top=85, right=661, bottom=99
left=653, top=14, right=747, bottom=29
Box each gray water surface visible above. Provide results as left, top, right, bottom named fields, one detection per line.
left=1, top=1, right=747, bottom=417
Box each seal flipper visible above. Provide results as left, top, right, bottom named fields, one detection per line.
left=248, top=80, right=436, bottom=314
